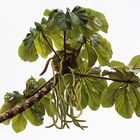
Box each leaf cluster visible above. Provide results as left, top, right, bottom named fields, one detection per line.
left=1, top=6, right=140, bottom=132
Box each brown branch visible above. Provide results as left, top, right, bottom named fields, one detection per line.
left=0, top=71, right=137, bottom=123
left=0, top=75, right=58, bottom=123
left=42, top=33, right=60, bottom=60
left=63, top=31, right=67, bottom=65
left=74, top=72, right=138, bottom=84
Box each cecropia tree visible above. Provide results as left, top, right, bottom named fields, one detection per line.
left=0, top=6, right=140, bottom=132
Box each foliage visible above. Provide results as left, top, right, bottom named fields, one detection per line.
left=1, top=6, right=140, bottom=132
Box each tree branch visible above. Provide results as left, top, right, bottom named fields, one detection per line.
left=42, top=33, right=60, bottom=60
left=0, top=71, right=137, bottom=123
left=63, top=31, right=67, bottom=65
left=0, top=75, right=58, bottom=123
left=74, top=72, right=138, bottom=84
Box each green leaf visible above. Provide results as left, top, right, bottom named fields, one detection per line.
left=12, top=114, right=27, bottom=133
left=49, top=33, right=63, bottom=50
left=24, top=108, right=43, bottom=126
left=37, top=78, right=46, bottom=88
left=115, top=87, right=133, bottom=118
left=0, top=102, right=15, bottom=113
left=80, top=87, right=89, bottom=109
left=54, top=10, right=71, bottom=31
left=18, top=34, right=38, bottom=62
left=0, top=92, right=24, bottom=113
left=34, top=22, right=43, bottom=30
left=128, top=87, right=138, bottom=109
left=101, top=82, right=123, bottom=107
left=71, top=6, right=88, bottom=26
left=23, top=76, right=38, bottom=97
left=102, top=69, right=126, bottom=81
left=85, top=74, right=107, bottom=95
left=34, top=103, right=45, bottom=117
left=85, top=43, right=97, bottom=67
left=108, top=60, right=125, bottom=68
left=41, top=96, right=56, bottom=117
left=2, top=119, right=11, bottom=125
left=128, top=55, right=140, bottom=69
left=88, top=90, right=100, bottom=111
left=91, top=34, right=112, bottom=66
left=85, top=8, right=108, bottom=33
left=84, top=80, right=100, bottom=110
left=76, top=34, right=86, bottom=45
left=129, top=85, right=140, bottom=117
left=34, top=33, right=52, bottom=58
left=43, top=8, right=51, bottom=16
left=45, top=9, right=58, bottom=27
left=135, top=103, right=140, bottom=117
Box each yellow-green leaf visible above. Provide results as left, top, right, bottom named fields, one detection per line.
left=12, top=114, right=27, bottom=133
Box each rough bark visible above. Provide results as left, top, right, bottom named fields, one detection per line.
left=0, top=76, right=56, bottom=123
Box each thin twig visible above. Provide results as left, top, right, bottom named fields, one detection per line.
left=63, top=31, right=67, bottom=65
left=42, top=33, right=60, bottom=60
left=75, top=44, right=83, bottom=58
left=74, top=72, right=138, bottom=84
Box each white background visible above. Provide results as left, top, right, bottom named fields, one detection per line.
left=0, top=0, right=140, bottom=139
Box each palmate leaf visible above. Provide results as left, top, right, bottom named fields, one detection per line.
left=3, top=6, right=140, bottom=132
left=101, top=82, right=135, bottom=118
left=76, top=68, right=107, bottom=110
left=101, top=69, right=140, bottom=118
